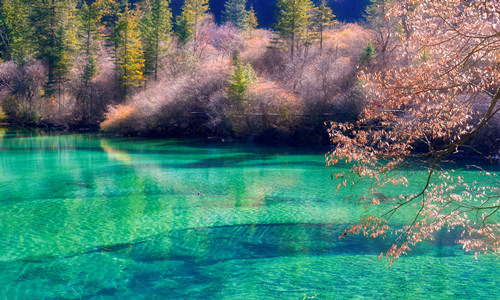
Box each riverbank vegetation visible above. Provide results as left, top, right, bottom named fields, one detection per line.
left=0, top=0, right=499, bottom=262
left=0, top=0, right=370, bottom=145
left=2, top=0, right=495, bottom=148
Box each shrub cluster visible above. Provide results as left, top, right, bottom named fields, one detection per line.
left=98, top=25, right=370, bottom=144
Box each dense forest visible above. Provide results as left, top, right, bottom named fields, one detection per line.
left=0, top=0, right=497, bottom=150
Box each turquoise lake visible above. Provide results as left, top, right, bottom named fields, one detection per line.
left=0, top=127, right=498, bottom=299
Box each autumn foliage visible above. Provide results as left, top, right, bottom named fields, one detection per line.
left=98, top=24, right=369, bottom=143
left=328, top=0, right=500, bottom=263
left=0, top=0, right=373, bottom=144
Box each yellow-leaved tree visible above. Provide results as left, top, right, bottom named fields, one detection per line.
left=113, top=4, right=145, bottom=99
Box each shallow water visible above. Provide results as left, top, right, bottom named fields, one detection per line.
left=0, top=127, right=498, bottom=299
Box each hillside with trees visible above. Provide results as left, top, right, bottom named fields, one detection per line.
left=0, top=0, right=371, bottom=145
left=0, top=0, right=497, bottom=149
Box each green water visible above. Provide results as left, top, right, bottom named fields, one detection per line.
left=0, top=127, right=498, bottom=299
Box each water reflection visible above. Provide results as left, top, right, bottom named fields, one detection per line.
left=0, top=127, right=498, bottom=299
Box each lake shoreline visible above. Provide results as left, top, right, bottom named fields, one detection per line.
left=1, top=124, right=498, bottom=162
left=1, top=122, right=332, bottom=147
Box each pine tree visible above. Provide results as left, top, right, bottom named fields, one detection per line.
left=31, top=0, right=78, bottom=99
left=222, top=0, right=247, bottom=29
left=77, top=0, right=104, bottom=123
left=311, top=0, right=337, bottom=55
left=175, top=14, right=191, bottom=45
left=100, top=0, right=122, bottom=30
left=243, top=4, right=258, bottom=35
left=175, top=0, right=209, bottom=46
left=79, top=0, right=103, bottom=85
left=365, top=0, right=390, bottom=24
left=113, top=4, right=145, bottom=98
left=227, top=55, right=256, bottom=104
left=358, top=41, right=377, bottom=65
left=275, top=0, right=314, bottom=59
left=0, top=0, right=32, bottom=62
left=139, top=0, right=172, bottom=81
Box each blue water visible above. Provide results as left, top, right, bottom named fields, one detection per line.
left=0, top=127, right=498, bottom=299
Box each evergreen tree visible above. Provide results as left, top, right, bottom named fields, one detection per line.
left=358, top=41, right=377, bottom=65
left=77, top=0, right=104, bottom=123
left=175, top=0, right=209, bottom=46
left=311, top=0, right=337, bottom=55
left=139, top=0, right=172, bottom=81
left=365, top=0, right=391, bottom=25
left=222, top=0, right=247, bottom=29
left=79, top=0, right=103, bottom=85
left=100, top=0, right=122, bottom=30
left=243, top=4, right=258, bottom=34
left=113, top=4, right=145, bottom=98
left=31, top=0, right=78, bottom=98
left=275, top=0, right=314, bottom=59
left=0, top=0, right=32, bottom=62
left=175, top=14, right=191, bottom=45
left=227, top=55, right=256, bottom=104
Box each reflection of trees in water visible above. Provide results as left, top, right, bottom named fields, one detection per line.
left=100, top=138, right=133, bottom=165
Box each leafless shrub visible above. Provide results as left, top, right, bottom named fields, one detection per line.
left=0, top=61, right=46, bottom=125
left=210, top=24, right=244, bottom=59
left=240, top=29, right=273, bottom=64
left=66, top=48, right=120, bottom=128
left=227, top=80, right=304, bottom=141
left=101, top=57, right=231, bottom=137
left=323, top=24, right=369, bottom=59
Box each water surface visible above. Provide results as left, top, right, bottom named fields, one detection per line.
left=0, top=127, right=498, bottom=299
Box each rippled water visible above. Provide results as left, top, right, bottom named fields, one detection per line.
left=0, top=127, right=498, bottom=299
